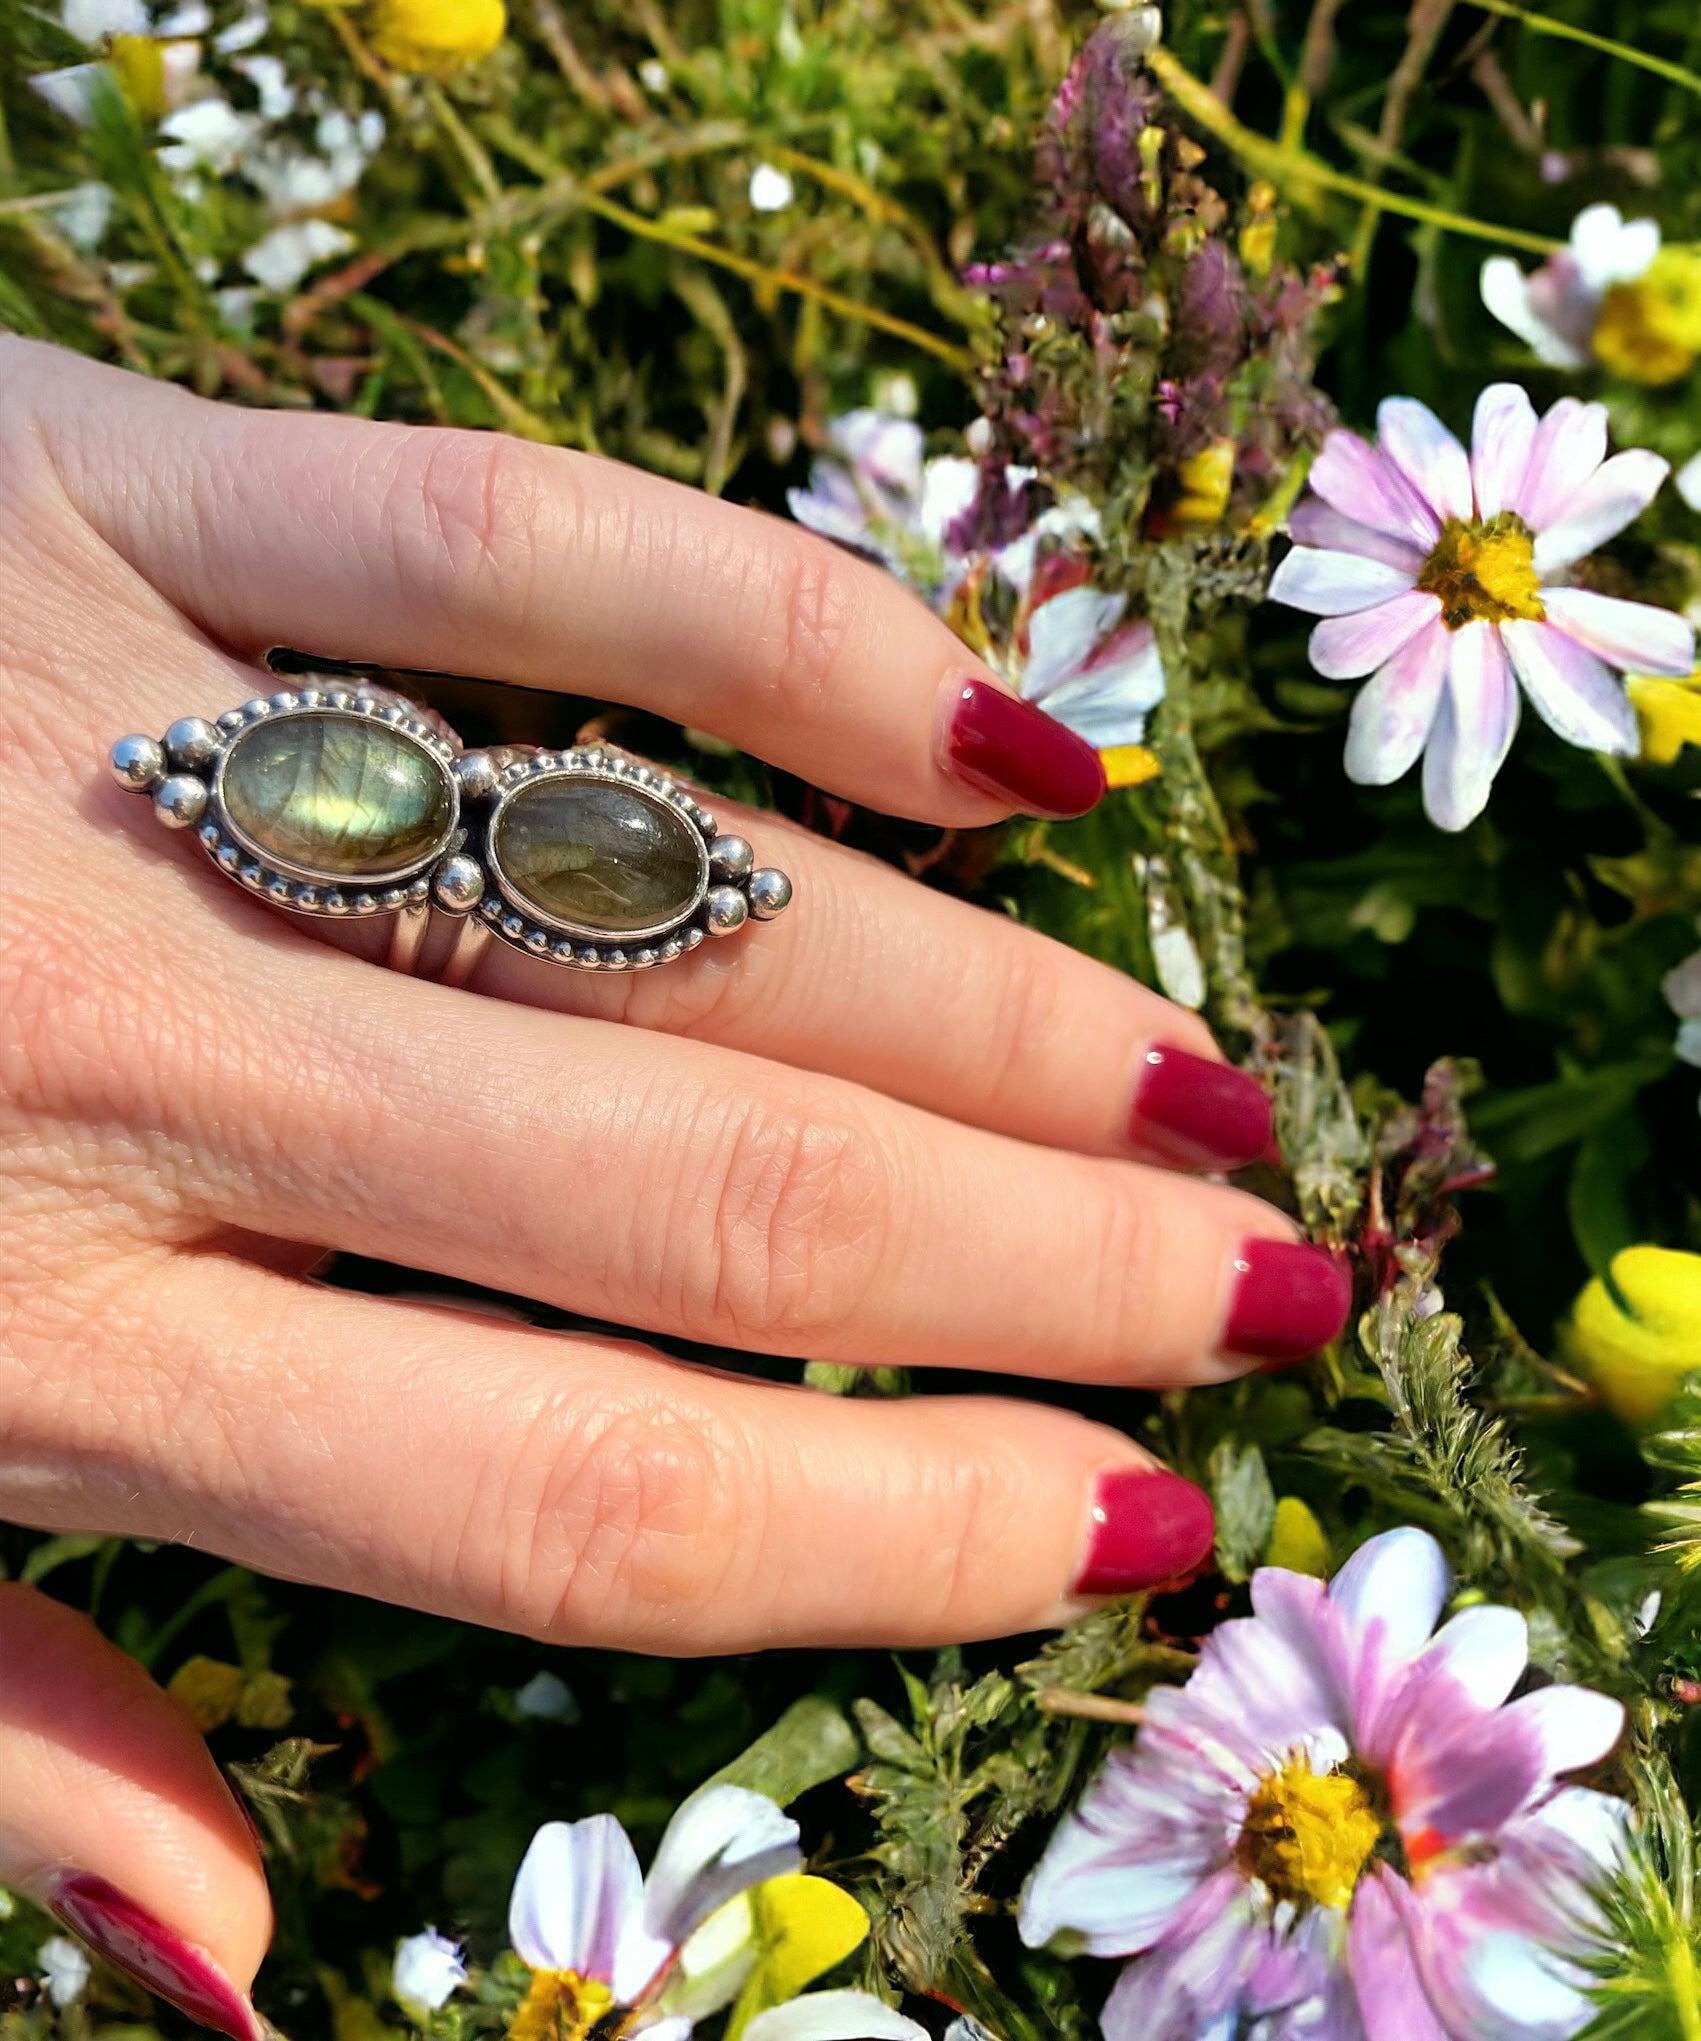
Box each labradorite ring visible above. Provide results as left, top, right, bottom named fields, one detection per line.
left=109, top=682, right=792, bottom=980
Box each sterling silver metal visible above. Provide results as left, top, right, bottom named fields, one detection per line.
left=110, top=686, right=791, bottom=980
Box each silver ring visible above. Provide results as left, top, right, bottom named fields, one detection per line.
left=110, top=682, right=793, bottom=979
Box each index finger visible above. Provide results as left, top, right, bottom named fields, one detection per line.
left=11, top=341, right=1105, bottom=826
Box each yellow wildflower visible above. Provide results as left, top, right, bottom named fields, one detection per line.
left=368, top=0, right=505, bottom=75
left=1628, top=672, right=1701, bottom=766
left=1566, top=1245, right=1701, bottom=1425
left=1265, top=1496, right=1330, bottom=1577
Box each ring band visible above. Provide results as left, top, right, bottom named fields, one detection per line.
left=110, top=681, right=792, bottom=977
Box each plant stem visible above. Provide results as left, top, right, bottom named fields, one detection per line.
left=1469, top=0, right=1701, bottom=98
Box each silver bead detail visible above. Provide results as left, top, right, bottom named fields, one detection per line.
left=704, top=885, right=749, bottom=936
left=153, top=774, right=209, bottom=829
left=747, top=868, right=793, bottom=920
left=164, top=716, right=220, bottom=770
left=432, top=852, right=486, bottom=913
left=455, top=751, right=500, bottom=802
left=110, top=733, right=165, bottom=791
left=708, top=834, right=754, bottom=882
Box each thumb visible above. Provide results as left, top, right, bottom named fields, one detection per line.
left=0, top=1584, right=273, bottom=2039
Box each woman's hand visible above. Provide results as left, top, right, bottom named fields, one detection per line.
left=0, top=339, right=1345, bottom=2031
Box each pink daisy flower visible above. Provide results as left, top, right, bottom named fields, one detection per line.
left=1019, top=1528, right=1627, bottom=2041
left=1270, top=386, right=1695, bottom=829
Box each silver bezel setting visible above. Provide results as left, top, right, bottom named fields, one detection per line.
left=114, top=687, right=462, bottom=918
left=466, top=746, right=722, bottom=972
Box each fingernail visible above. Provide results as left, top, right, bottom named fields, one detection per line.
left=1073, top=1467, right=1216, bottom=1597
left=48, top=1874, right=264, bottom=2041
left=1130, top=1044, right=1273, bottom=1171
left=942, top=677, right=1106, bottom=818
left=1224, top=1239, right=1352, bottom=1365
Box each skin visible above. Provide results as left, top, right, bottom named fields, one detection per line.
left=0, top=340, right=1304, bottom=2005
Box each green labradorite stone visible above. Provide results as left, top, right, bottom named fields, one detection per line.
left=222, top=713, right=455, bottom=879
left=494, top=777, right=706, bottom=935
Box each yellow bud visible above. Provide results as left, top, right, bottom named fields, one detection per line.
left=1169, top=439, right=1236, bottom=531
left=108, top=33, right=168, bottom=117
left=1265, top=1497, right=1329, bottom=1576
left=1628, top=673, right=1701, bottom=766
left=368, top=0, right=505, bottom=75
left=1566, top=1245, right=1701, bottom=1425
left=1102, top=743, right=1160, bottom=789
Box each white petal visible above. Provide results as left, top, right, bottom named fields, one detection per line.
left=1678, top=452, right=1701, bottom=511
left=28, top=62, right=105, bottom=126
left=1480, top=259, right=1588, bottom=367
left=1503, top=1686, right=1625, bottom=1778
left=830, top=411, right=923, bottom=499
left=1461, top=1931, right=1596, bottom=2035
left=242, top=220, right=354, bottom=295
left=1525, top=1786, right=1631, bottom=1870
left=1024, top=585, right=1127, bottom=698
left=1328, top=1528, right=1451, bottom=1666
left=1344, top=620, right=1450, bottom=784
left=1531, top=449, right=1670, bottom=574
left=1310, top=429, right=1442, bottom=548
left=1378, top=398, right=1473, bottom=524
left=1470, top=384, right=1541, bottom=519
left=1268, top=547, right=1415, bottom=616
left=392, top=1929, right=467, bottom=2013
left=1422, top=623, right=1520, bottom=831
left=1017, top=1807, right=1210, bottom=1956
left=509, top=1815, right=645, bottom=1983
left=1037, top=629, right=1164, bottom=748
left=639, top=1785, right=802, bottom=1962
left=743, top=1989, right=928, bottom=2041
left=1570, top=201, right=1659, bottom=290
left=1539, top=586, right=1697, bottom=676
left=1515, top=398, right=1610, bottom=534
left=1309, top=591, right=1441, bottom=679
left=1289, top=495, right=1427, bottom=573
left=1501, top=620, right=1638, bottom=754
left=917, top=456, right=979, bottom=548
left=62, top=0, right=148, bottom=39
left=1417, top=1605, right=1529, bottom=1711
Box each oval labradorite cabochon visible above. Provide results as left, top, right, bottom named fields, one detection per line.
left=220, top=713, right=456, bottom=880
left=493, top=776, right=707, bottom=936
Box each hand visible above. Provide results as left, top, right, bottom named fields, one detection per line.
left=0, top=339, right=1346, bottom=2032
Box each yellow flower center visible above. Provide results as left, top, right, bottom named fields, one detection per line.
left=1416, top=514, right=1544, bottom=631
left=1236, top=1757, right=1384, bottom=1912
left=1592, top=251, right=1701, bottom=387
left=507, top=1970, right=618, bottom=2041
left=367, top=0, right=507, bottom=75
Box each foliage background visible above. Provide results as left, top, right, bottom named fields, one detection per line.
left=1, top=0, right=1699, bottom=2035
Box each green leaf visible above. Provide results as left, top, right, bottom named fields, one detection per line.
left=1208, top=1439, right=1276, bottom=1584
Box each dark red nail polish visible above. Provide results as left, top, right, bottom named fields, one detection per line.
left=943, top=677, right=1106, bottom=818
left=1224, top=1240, right=1352, bottom=1365
left=1073, top=1467, right=1216, bottom=1597
left=1131, top=1044, right=1273, bottom=1171
left=49, top=1874, right=264, bottom=2041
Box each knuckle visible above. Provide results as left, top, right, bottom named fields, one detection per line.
left=382, top=427, right=559, bottom=617
left=514, top=1392, right=738, bottom=1642
left=978, top=933, right=1074, bottom=1104
left=672, top=1089, right=890, bottom=1346
left=758, top=529, right=864, bottom=726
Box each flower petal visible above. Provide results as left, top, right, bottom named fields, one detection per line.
left=1457, top=1932, right=1598, bottom=2041
left=639, top=1786, right=803, bottom=1968
left=1038, top=623, right=1165, bottom=748
left=1017, top=1793, right=1214, bottom=1957
left=742, top=1989, right=928, bottom=2041
left=1327, top=1528, right=1451, bottom=1666
left=1269, top=547, right=1416, bottom=616
left=1378, top=398, right=1473, bottom=524
left=1310, top=591, right=1442, bottom=679
left=1344, top=619, right=1451, bottom=785
left=917, top=457, right=980, bottom=548
left=1570, top=201, right=1659, bottom=291
left=1310, top=429, right=1442, bottom=549
left=1023, top=585, right=1127, bottom=698
left=1479, top=261, right=1588, bottom=368
left=1393, top=1702, right=1550, bottom=1842
left=509, top=1816, right=645, bottom=1984
left=1097, top=1878, right=1272, bottom=2041
left=1289, top=496, right=1428, bottom=573
left=1348, top=1868, right=1451, bottom=2041
left=1417, top=1604, right=1530, bottom=1712
left=1422, top=622, right=1520, bottom=831
left=1502, top=1686, right=1625, bottom=1780
left=1514, top=397, right=1610, bottom=533
left=1678, top=452, right=1701, bottom=512
left=1501, top=620, right=1638, bottom=755
left=1531, top=448, right=1669, bottom=574
left=1470, top=384, right=1541, bottom=519
left=1539, top=587, right=1697, bottom=676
